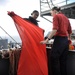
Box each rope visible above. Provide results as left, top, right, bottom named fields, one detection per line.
left=47, top=0, right=51, bottom=9
left=0, top=25, right=21, bottom=47
left=42, top=16, right=52, bottom=23
left=50, top=0, right=55, bottom=7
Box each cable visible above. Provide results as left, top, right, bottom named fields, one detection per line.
left=42, top=16, right=52, bottom=23
left=50, top=0, right=55, bottom=6
left=47, top=0, right=51, bottom=9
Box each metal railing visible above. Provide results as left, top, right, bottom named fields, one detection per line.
left=40, top=0, right=75, bottom=12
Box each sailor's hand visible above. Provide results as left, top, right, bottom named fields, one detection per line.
left=40, top=39, right=48, bottom=44
left=7, top=11, right=16, bottom=17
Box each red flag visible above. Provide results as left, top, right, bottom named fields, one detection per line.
left=8, top=12, right=48, bottom=75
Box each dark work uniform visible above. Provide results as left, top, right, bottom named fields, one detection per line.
left=23, top=16, right=39, bottom=26
left=51, top=12, right=72, bottom=75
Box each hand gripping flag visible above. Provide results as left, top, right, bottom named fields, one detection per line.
left=8, top=12, right=48, bottom=75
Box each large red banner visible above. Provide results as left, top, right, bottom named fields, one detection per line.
left=8, top=12, right=48, bottom=75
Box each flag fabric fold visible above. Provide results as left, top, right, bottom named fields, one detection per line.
left=8, top=12, right=48, bottom=75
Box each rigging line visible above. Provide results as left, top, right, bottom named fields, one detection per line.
left=0, top=25, right=21, bottom=47
left=42, top=16, right=52, bottom=23
left=50, top=0, right=55, bottom=6
left=47, top=0, right=51, bottom=9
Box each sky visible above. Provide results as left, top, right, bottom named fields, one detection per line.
left=0, top=0, right=75, bottom=41
left=0, top=0, right=52, bottom=37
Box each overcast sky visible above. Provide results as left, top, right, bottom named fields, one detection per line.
left=0, top=0, right=75, bottom=38
left=0, top=0, right=52, bottom=37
